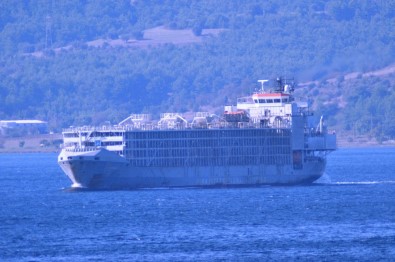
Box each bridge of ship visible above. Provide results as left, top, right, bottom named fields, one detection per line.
left=237, top=93, right=291, bottom=106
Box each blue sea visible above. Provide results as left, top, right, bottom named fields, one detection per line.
left=0, top=148, right=394, bottom=261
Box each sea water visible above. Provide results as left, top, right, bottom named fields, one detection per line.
left=0, top=148, right=394, bottom=261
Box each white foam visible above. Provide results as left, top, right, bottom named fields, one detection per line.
left=316, top=172, right=332, bottom=184
left=71, top=182, right=86, bottom=188
left=334, top=181, right=395, bottom=185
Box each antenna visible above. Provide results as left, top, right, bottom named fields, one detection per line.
left=257, top=80, right=269, bottom=92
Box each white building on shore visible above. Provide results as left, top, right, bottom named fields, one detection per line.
left=0, top=120, right=48, bottom=136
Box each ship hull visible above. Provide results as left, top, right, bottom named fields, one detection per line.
left=58, top=149, right=325, bottom=189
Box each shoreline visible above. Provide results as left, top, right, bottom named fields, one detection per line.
left=0, top=134, right=62, bottom=154
left=1, top=145, right=394, bottom=155
left=0, top=149, right=60, bottom=154
left=1, top=146, right=394, bottom=154
left=1, top=134, right=394, bottom=154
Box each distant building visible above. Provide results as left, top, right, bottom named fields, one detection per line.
left=0, top=120, right=48, bottom=136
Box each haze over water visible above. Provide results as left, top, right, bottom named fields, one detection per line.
left=0, top=148, right=394, bottom=261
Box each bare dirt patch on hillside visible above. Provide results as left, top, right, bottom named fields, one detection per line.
left=299, top=63, right=395, bottom=88
left=88, top=26, right=225, bottom=48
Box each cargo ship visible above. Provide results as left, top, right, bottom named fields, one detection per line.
left=58, top=78, right=336, bottom=189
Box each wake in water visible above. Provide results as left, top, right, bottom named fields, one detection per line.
left=315, top=172, right=395, bottom=186
left=334, top=181, right=395, bottom=185
left=316, top=172, right=332, bottom=184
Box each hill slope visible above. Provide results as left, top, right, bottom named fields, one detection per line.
left=0, top=0, right=394, bottom=141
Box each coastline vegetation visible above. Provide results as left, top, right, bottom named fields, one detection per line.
left=0, top=0, right=394, bottom=143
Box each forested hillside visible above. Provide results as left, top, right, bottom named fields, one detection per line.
left=0, top=0, right=394, bottom=141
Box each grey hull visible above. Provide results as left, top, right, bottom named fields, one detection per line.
left=58, top=149, right=325, bottom=189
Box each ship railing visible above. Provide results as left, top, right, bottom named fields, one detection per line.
left=64, top=146, right=99, bottom=152
left=160, top=113, right=184, bottom=119
left=118, top=114, right=152, bottom=125
left=195, top=112, right=210, bottom=117
left=63, top=120, right=296, bottom=133
left=63, top=125, right=129, bottom=132
left=129, top=114, right=151, bottom=120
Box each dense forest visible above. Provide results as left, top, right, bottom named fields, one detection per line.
left=0, top=0, right=394, bottom=141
